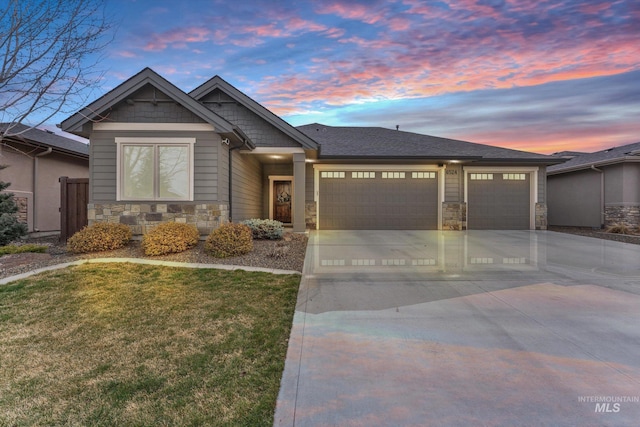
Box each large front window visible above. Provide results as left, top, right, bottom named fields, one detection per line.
left=116, top=138, right=194, bottom=201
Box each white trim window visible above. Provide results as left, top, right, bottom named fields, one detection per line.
left=116, top=137, right=195, bottom=201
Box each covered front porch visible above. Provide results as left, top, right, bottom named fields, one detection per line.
left=233, top=147, right=311, bottom=233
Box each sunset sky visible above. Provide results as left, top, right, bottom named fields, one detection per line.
left=56, top=0, right=640, bottom=154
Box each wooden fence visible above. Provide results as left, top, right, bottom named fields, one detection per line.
left=59, top=177, right=89, bottom=242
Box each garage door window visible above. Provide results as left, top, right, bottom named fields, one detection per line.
left=321, top=171, right=345, bottom=178
left=351, top=172, right=376, bottom=178
left=470, top=173, right=493, bottom=180
left=503, top=173, right=526, bottom=180
left=382, top=172, right=405, bottom=179
left=412, top=172, right=436, bottom=179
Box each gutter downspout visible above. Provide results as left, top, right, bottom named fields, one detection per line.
left=33, top=147, right=53, bottom=232
left=591, top=165, right=604, bottom=228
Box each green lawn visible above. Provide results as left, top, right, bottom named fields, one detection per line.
left=0, top=264, right=300, bottom=426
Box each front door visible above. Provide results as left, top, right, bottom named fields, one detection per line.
left=273, top=180, right=292, bottom=223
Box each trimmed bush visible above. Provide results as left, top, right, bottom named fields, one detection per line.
left=142, top=222, right=200, bottom=256
left=205, top=222, right=253, bottom=258
left=67, top=222, right=132, bottom=254
left=241, top=218, right=284, bottom=240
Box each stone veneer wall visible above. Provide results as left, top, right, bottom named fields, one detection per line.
left=442, top=202, right=466, bottom=230
left=535, top=203, right=547, bottom=230
left=605, top=205, right=640, bottom=229
left=88, top=203, right=229, bottom=236
left=15, top=197, right=28, bottom=225
left=305, top=201, right=317, bottom=229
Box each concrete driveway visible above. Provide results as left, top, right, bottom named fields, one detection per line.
left=275, top=230, right=640, bottom=427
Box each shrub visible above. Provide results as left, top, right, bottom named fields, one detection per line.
left=0, top=174, right=28, bottom=246
left=67, top=222, right=132, bottom=254
left=241, top=218, right=284, bottom=240
left=142, top=222, right=200, bottom=256
left=606, top=223, right=631, bottom=235
left=205, top=222, right=253, bottom=258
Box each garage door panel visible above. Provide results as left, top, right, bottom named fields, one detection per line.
left=468, top=174, right=530, bottom=230
left=319, top=172, right=438, bottom=230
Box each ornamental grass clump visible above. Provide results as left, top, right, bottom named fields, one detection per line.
left=241, top=218, right=284, bottom=240
left=67, top=222, right=132, bottom=253
left=142, top=222, right=200, bottom=256
left=606, top=223, right=631, bottom=235
left=205, top=222, right=253, bottom=258
left=0, top=244, right=47, bottom=256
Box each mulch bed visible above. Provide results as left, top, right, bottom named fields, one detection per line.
left=1, top=233, right=308, bottom=281
left=548, top=226, right=640, bottom=245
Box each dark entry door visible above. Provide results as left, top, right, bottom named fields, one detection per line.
left=274, top=181, right=292, bottom=223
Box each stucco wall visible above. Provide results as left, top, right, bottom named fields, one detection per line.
left=1, top=142, right=88, bottom=232
left=548, top=169, right=602, bottom=227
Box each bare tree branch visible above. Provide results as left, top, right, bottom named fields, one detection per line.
left=0, top=0, right=114, bottom=139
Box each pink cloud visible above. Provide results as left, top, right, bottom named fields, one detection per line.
left=315, top=2, right=386, bottom=24
left=114, top=50, right=138, bottom=58
left=143, top=27, right=211, bottom=51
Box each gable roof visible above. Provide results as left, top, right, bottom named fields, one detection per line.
left=297, top=124, right=563, bottom=163
left=190, top=76, right=318, bottom=150
left=61, top=68, right=236, bottom=137
left=1, top=123, right=88, bottom=157
left=548, top=141, right=640, bottom=174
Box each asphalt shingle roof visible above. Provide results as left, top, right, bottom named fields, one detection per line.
left=1, top=123, right=89, bottom=157
left=297, top=123, right=561, bottom=163
left=548, top=141, right=640, bottom=173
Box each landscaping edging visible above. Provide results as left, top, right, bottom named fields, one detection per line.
left=0, top=258, right=301, bottom=285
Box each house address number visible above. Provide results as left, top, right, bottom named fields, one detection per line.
left=446, top=170, right=458, bottom=175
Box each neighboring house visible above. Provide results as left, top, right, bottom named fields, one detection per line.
left=0, top=123, right=89, bottom=234
left=60, top=68, right=563, bottom=234
left=547, top=143, right=640, bottom=228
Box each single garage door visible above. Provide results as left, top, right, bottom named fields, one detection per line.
left=319, top=170, right=439, bottom=230
left=467, top=172, right=531, bottom=229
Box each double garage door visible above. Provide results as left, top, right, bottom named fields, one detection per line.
left=318, top=168, right=533, bottom=230
left=319, top=170, right=439, bottom=230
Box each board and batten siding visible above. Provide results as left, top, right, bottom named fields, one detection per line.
left=230, top=152, right=262, bottom=221
left=89, top=130, right=223, bottom=203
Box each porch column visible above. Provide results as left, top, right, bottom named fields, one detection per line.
left=293, top=152, right=306, bottom=232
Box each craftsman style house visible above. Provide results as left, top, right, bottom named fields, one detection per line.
left=61, top=68, right=563, bottom=234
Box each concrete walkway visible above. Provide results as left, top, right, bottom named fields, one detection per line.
left=275, top=230, right=640, bottom=426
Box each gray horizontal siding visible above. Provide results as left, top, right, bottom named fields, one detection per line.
left=90, top=130, right=221, bottom=203
left=231, top=152, right=262, bottom=221
left=444, top=164, right=462, bottom=202
left=306, top=163, right=314, bottom=202
left=90, top=133, right=117, bottom=202
left=537, top=167, right=546, bottom=203
left=193, top=133, right=219, bottom=201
